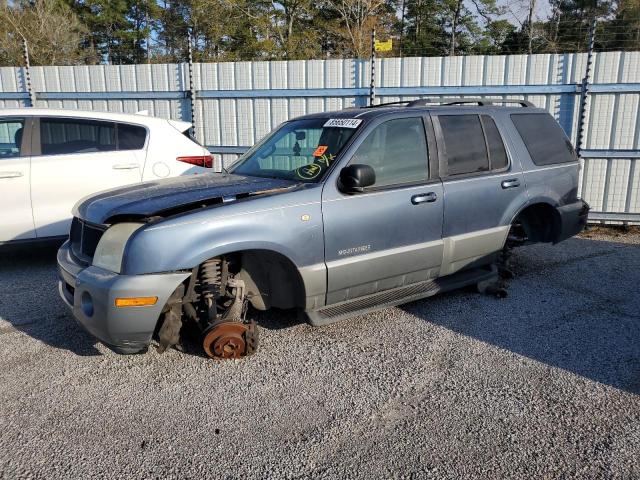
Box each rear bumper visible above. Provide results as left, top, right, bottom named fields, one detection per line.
left=57, top=241, right=190, bottom=354
left=555, top=199, right=590, bottom=243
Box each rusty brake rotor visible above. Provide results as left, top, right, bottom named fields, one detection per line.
left=202, top=320, right=258, bottom=359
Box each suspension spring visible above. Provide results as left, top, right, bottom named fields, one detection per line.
left=200, top=258, right=222, bottom=307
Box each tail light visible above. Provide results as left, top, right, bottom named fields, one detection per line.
left=177, top=155, right=213, bottom=168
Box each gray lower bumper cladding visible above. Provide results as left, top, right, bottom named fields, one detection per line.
left=57, top=242, right=190, bottom=354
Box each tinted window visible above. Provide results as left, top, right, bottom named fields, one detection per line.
left=118, top=123, right=146, bottom=150
left=511, top=113, right=576, bottom=165
left=351, top=117, right=429, bottom=188
left=183, top=129, right=203, bottom=146
left=0, top=119, right=25, bottom=159
left=439, top=115, right=488, bottom=175
left=40, top=118, right=116, bottom=155
left=481, top=115, right=508, bottom=170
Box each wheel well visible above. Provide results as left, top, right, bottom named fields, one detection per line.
left=514, top=202, right=561, bottom=243
left=234, top=250, right=306, bottom=311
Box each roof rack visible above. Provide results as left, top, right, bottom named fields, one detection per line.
left=362, top=100, right=412, bottom=108
left=365, top=98, right=534, bottom=108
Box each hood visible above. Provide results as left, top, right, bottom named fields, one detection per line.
left=75, top=173, right=297, bottom=224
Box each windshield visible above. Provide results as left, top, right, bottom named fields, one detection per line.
left=229, top=118, right=361, bottom=182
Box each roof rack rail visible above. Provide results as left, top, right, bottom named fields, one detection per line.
left=364, top=98, right=533, bottom=108
left=406, top=98, right=534, bottom=108
left=362, top=100, right=412, bottom=108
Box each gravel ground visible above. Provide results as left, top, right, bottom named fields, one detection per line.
left=0, top=229, right=639, bottom=479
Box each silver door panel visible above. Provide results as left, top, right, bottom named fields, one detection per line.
left=325, top=239, right=444, bottom=304
left=440, top=225, right=510, bottom=276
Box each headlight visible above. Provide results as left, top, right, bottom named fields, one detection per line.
left=92, top=223, right=143, bottom=273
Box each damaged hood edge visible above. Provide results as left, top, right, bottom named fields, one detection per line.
left=74, top=173, right=299, bottom=225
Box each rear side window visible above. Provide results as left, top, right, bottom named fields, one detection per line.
left=439, top=115, right=489, bottom=175
left=117, top=123, right=146, bottom=150
left=40, top=118, right=116, bottom=155
left=351, top=117, right=429, bottom=188
left=511, top=113, right=576, bottom=165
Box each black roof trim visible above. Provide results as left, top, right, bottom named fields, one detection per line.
left=364, top=98, right=534, bottom=108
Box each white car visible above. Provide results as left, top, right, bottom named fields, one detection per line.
left=0, top=109, right=213, bottom=242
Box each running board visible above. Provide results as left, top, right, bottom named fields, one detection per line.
left=306, top=266, right=498, bottom=326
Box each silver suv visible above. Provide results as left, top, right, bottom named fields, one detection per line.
left=57, top=99, right=589, bottom=359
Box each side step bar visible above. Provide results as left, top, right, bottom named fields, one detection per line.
left=306, top=266, right=498, bottom=326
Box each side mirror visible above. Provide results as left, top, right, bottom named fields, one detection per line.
left=338, top=164, right=376, bottom=193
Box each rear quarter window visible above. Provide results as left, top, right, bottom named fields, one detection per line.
left=481, top=115, right=508, bottom=170
left=117, top=123, right=147, bottom=150
left=511, top=113, right=577, bottom=166
left=182, top=129, right=203, bottom=146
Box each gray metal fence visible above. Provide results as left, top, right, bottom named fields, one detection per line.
left=1, top=52, right=639, bottom=223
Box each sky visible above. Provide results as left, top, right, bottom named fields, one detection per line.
left=497, top=0, right=553, bottom=25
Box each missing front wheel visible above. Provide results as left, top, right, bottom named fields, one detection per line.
left=160, top=255, right=260, bottom=359
left=202, top=320, right=259, bottom=359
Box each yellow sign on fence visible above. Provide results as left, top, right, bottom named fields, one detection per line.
left=374, top=39, right=393, bottom=52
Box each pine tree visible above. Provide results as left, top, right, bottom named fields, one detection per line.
left=65, top=0, right=160, bottom=64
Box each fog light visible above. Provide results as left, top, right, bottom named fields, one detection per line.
left=81, top=291, right=94, bottom=317
left=114, top=296, right=158, bottom=308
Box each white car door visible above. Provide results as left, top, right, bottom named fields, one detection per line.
left=0, top=117, right=36, bottom=242
left=30, top=117, right=143, bottom=238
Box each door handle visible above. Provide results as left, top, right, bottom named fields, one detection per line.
left=0, top=171, right=23, bottom=179
left=411, top=192, right=437, bottom=204
left=501, top=179, right=520, bottom=189
left=112, top=163, right=140, bottom=170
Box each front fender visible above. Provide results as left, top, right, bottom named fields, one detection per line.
left=122, top=200, right=324, bottom=275
left=120, top=190, right=327, bottom=309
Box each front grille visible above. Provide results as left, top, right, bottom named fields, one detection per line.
left=70, top=217, right=107, bottom=265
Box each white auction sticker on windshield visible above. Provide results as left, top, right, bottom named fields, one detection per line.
left=323, top=118, right=362, bottom=129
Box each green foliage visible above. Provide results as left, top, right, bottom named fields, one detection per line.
left=401, top=0, right=448, bottom=56
left=0, top=0, right=97, bottom=66
left=65, top=0, right=161, bottom=63
left=400, top=0, right=514, bottom=56
left=1, top=0, right=639, bottom=66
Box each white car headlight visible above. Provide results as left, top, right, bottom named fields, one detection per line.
left=92, top=223, right=143, bottom=273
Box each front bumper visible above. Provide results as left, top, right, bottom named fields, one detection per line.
left=57, top=241, right=190, bottom=354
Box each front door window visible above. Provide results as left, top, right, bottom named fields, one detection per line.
left=351, top=117, right=429, bottom=188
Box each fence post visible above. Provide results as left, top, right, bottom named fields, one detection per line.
left=369, top=28, right=376, bottom=106
left=576, top=18, right=597, bottom=158
left=399, top=0, right=406, bottom=57
left=22, top=38, right=35, bottom=107
left=186, top=28, right=197, bottom=137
